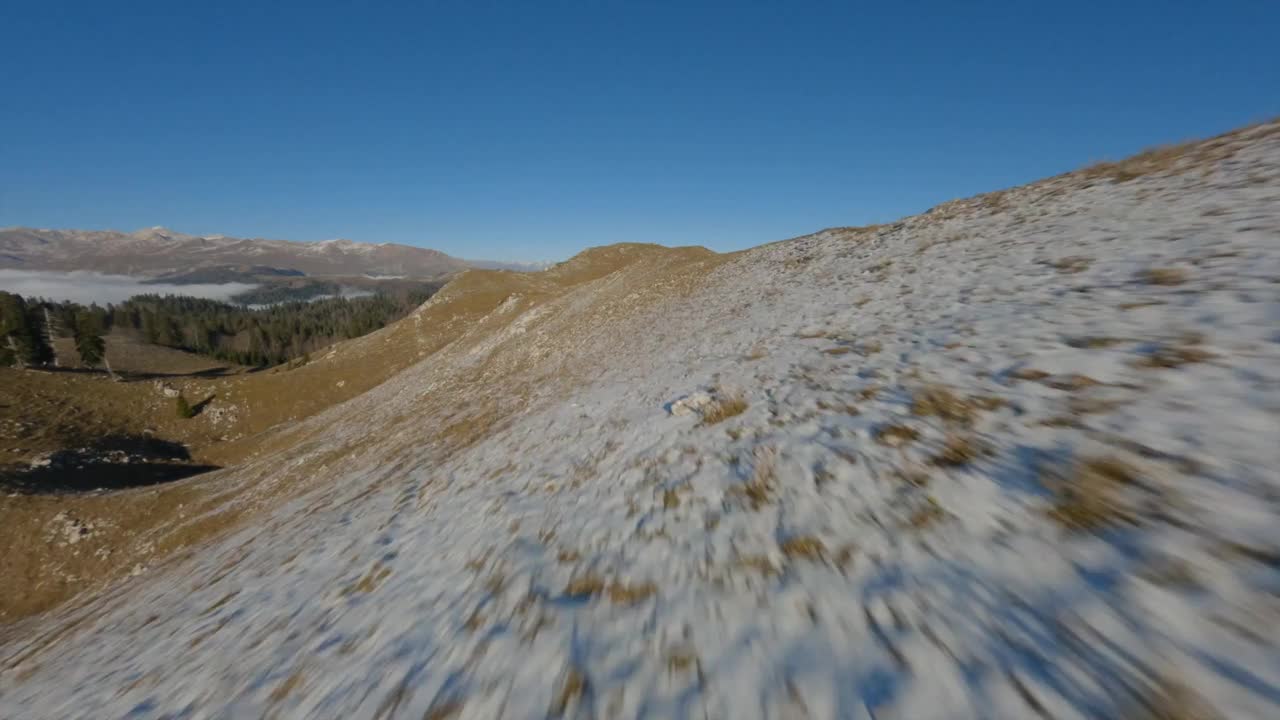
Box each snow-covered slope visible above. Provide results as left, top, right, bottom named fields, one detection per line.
left=3, top=122, right=1279, bottom=719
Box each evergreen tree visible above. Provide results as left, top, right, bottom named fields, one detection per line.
left=0, top=292, right=54, bottom=367
left=73, top=311, right=107, bottom=368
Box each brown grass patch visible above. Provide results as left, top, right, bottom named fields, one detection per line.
left=1043, top=374, right=1101, bottom=392
left=563, top=575, right=606, bottom=599
left=607, top=581, right=658, bottom=605
left=1137, top=267, right=1189, bottom=286
left=815, top=399, right=860, bottom=415
left=905, top=497, right=948, bottom=530
left=667, top=651, right=698, bottom=672
left=1046, top=457, right=1140, bottom=531
left=731, top=447, right=777, bottom=510
left=1065, top=336, right=1123, bottom=349
left=875, top=423, right=920, bottom=447
left=268, top=670, right=306, bottom=704
left=855, top=340, right=883, bottom=356
left=549, top=668, right=589, bottom=718
left=971, top=395, right=1007, bottom=411
left=1133, top=345, right=1215, bottom=369
left=1123, top=678, right=1223, bottom=720
left=1011, top=367, right=1051, bottom=382
left=779, top=536, right=826, bottom=561
left=911, top=385, right=976, bottom=425
left=929, top=435, right=990, bottom=467
left=1050, top=256, right=1093, bottom=274
left=700, top=394, right=748, bottom=426
left=662, top=489, right=680, bottom=509
left=1118, top=300, right=1165, bottom=311
left=821, top=346, right=852, bottom=356
left=347, top=563, right=392, bottom=595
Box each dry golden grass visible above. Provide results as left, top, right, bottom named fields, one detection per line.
left=905, top=497, right=948, bottom=530
left=607, top=581, right=658, bottom=605
left=855, top=340, right=883, bottom=356
left=1046, top=457, right=1140, bottom=531
left=550, top=668, right=588, bottom=717
left=1137, top=267, right=1189, bottom=286
left=700, top=394, right=748, bottom=426
left=1049, top=256, right=1093, bottom=274
left=267, top=670, right=306, bottom=704
left=563, top=575, right=606, bottom=598
left=346, top=563, right=393, bottom=595
left=1124, top=678, right=1223, bottom=720
left=731, top=447, right=777, bottom=510
left=875, top=423, right=921, bottom=447
left=821, top=346, right=852, bottom=356
left=1043, top=374, right=1101, bottom=392
left=1010, top=367, right=1052, bottom=382
left=779, top=536, right=826, bottom=561
left=911, top=385, right=976, bottom=425
left=1075, top=122, right=1274, bottom=185
left=662, top=489, right=680, bottom=509
left=423, top=700, right=464, bottom=720
left=929, top=435, right=990, bottom=467
left=666, top=651, right=698, bottom=672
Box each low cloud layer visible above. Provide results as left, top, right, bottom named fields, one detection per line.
left=0, top=269, right=257, bottom=305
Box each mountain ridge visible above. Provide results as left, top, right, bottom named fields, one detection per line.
left=0, top=226, right=479, bottom=279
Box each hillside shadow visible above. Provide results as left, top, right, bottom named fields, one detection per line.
left=0, top=434, right=219, bottom=494
left=32, top=365, right=240, bottom=381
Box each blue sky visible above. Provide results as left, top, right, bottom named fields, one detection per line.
left=3, top=1, right=1278, bottom=261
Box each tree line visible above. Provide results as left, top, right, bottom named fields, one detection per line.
left=0, top=287, right=436, bottom=370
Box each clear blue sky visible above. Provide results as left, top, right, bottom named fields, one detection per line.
left=3, top=1, right=1278, bottom=261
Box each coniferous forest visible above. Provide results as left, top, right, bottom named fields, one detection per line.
left=0, top=286, right=438, bottom=369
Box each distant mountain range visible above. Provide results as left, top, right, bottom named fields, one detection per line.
left=0, top=226, right=540, bottom=279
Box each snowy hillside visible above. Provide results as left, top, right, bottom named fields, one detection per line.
left=2, top=122, right=1279, bottom=719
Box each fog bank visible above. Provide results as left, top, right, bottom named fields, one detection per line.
left=0, top=269, right=257, bottom=305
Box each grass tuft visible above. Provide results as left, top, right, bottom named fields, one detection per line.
left=929, top=435, right=990, bottom=467
left=1137, top=267, right=1189, bottom=286
left=779, top=536, right=826, bottom=561
left=875, top=423, right=921, bottom=447
left=700, top=394, right=748, bottom=426
left=1046, top=456, right=1140, bottom=531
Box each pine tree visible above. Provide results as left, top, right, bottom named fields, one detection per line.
left=175, top=394, right=195, bottom=419
left=73, top=311, right=107, bottom=368
left=0, top=292, right=53, bottom=368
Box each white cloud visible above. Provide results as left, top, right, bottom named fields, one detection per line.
left=0, top=269, right=257, bottom=305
